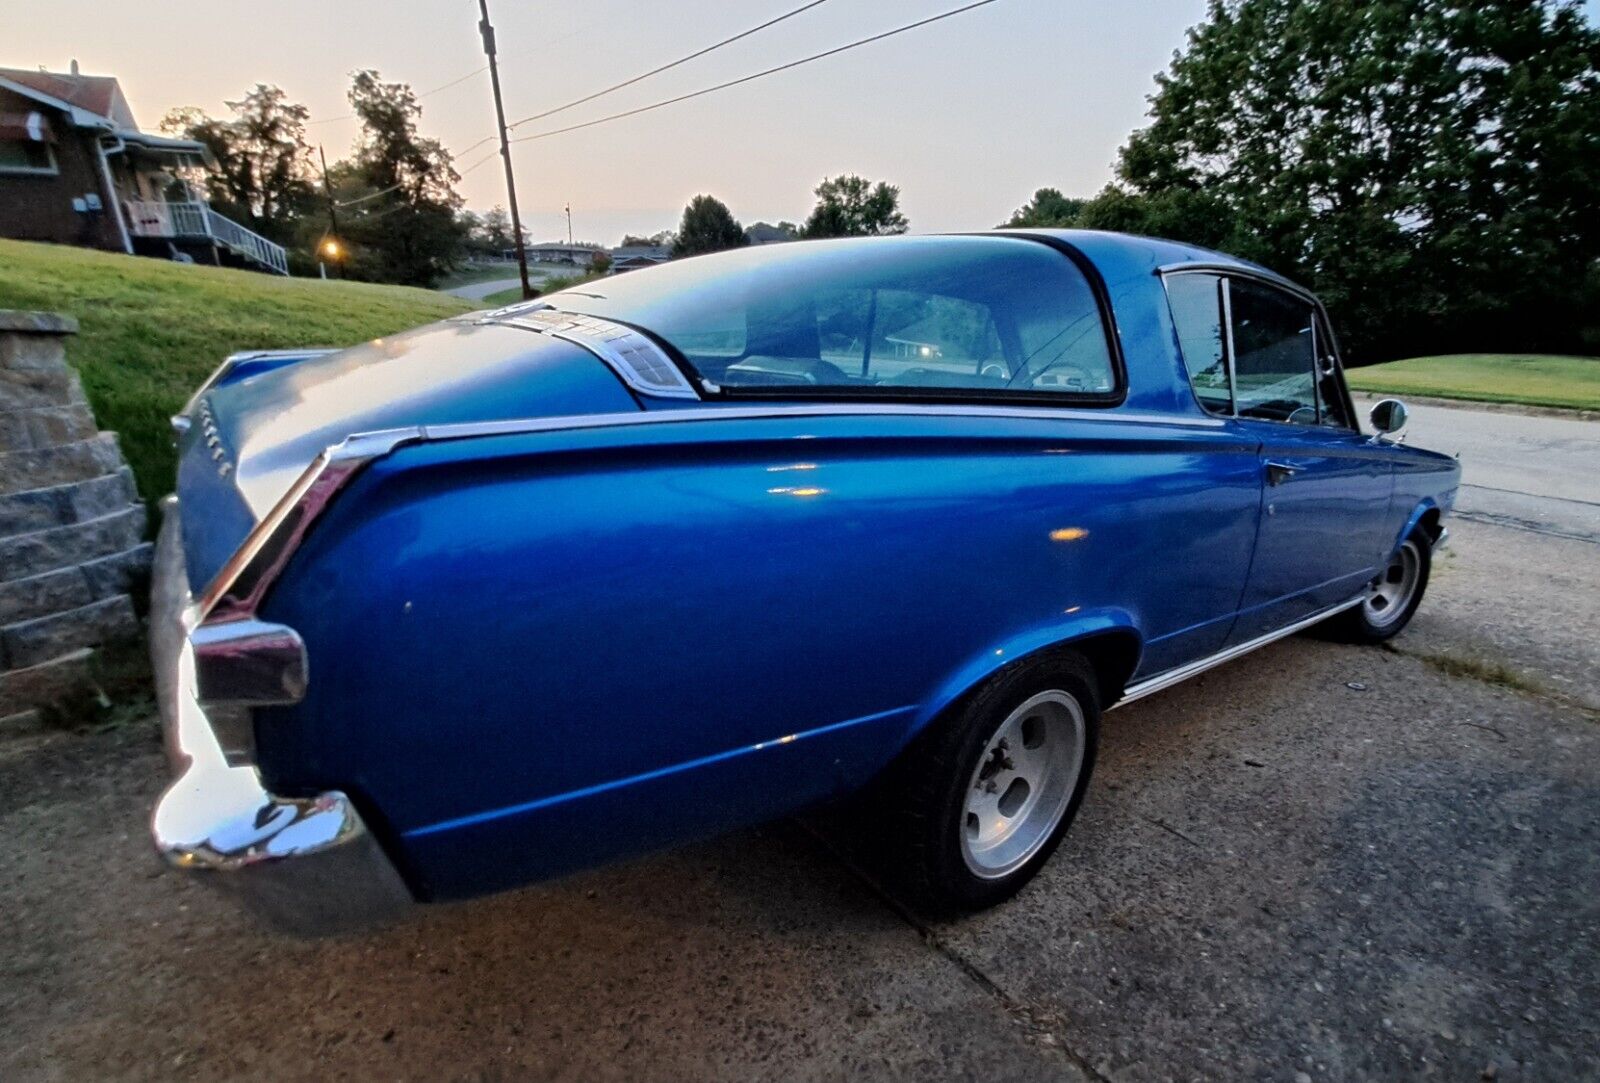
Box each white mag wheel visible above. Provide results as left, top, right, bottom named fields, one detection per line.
left=1364, top=538, right=1423, bottom=629
left=959, top=689, right=1088, bottom=880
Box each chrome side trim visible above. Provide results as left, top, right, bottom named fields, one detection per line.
left=501, top=309, right=700, bottom=400
left=419, top=401, right=1226, bottom=443
left=1113, top=595, right=1364, bottom=708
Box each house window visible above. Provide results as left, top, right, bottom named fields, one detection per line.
left=0, top=139, right=57, bottom=175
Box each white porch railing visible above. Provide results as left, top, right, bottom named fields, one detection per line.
left=125, top=200, right=289, bottom=276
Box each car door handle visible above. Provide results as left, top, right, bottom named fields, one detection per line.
left=1265, top=461, right=1300, bottom=486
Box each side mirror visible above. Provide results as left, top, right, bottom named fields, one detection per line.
left=1369, top=398, right=1409, bottom=436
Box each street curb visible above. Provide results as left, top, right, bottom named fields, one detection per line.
left=1351, top=390, right=1597, bottom=423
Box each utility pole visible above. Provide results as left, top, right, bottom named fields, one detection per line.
left=565, top=203, right=572, bottom=245
left=318, top=144, right=341, bottom=277
left=479, top=0, right=533, bottom=299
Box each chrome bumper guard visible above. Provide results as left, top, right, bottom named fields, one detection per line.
left=149, top=497, right=412, bottom=934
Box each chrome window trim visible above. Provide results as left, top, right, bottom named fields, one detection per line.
left=1160, top=263, right=1362, bottom=435
left=1220, top=276, right=1239, bottom=410
left=1113, top=594, right=1364, bottom=708
left=1158, top=261, right=1321, bottom=306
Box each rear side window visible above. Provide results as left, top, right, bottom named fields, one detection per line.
left=1164, top=273, right=1231, bottom=416
left=547, top=236, right=1118, bottom=400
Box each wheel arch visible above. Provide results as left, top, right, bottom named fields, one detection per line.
left=1394, top=497, right=1445, bottom=555
left=913, top=612, right=1144, bottom=736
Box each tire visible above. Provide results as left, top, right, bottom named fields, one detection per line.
left=1326, top=535, right=1431, bottom=644
left=868, top=652, right=1100, bottom=913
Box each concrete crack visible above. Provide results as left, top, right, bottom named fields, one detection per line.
left=798, top=822, right=1112, bottom=1083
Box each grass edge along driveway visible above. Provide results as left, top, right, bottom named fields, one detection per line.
left=1347, top=353, right=1600, bottom=412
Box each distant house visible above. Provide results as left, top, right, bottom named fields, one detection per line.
left=608, top=243, right=670, bottom=273
left=0, top=63, right=287, bottom=274
left=520, top=242, right=607, bottom=267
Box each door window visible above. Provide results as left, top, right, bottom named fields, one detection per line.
left=1227, top=279, right=1319, bottom=425
left=1313, top=313, right=1352, bottom=429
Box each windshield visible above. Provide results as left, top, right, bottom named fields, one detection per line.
left=545, top=236, right=1117, bottom=398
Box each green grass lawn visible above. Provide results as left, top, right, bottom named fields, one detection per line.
left=0, top=239, right=472, bottom=505
left=1347, top=353, right=1600, bottom=411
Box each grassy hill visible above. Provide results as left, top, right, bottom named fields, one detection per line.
left=0, top=240, right=473, bottom=505
left=1347, top=353, right=1600, bottom=411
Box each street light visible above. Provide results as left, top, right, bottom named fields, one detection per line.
left=321, top=238, right=342, bottom=259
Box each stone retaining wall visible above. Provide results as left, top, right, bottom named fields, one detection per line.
left=0, top=311, right=151, bottom=732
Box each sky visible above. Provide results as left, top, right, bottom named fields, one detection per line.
left=8, top=0, right=1598, bottom=246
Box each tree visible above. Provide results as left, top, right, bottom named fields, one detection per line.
left=801, top=175, right=908, bottom=238
left=671, top=195, right=748, bottom=258
left=160, top=85, right=316, bottom=244
left=480, top=206, right=516, bottom=250
left=1109, top=0, right=1600, bottom=361
left=621, top=230, right=676, bottom=248
left=340, top=70, right=469, bottom=286
left=1002, top=188, right=1086, bottom=228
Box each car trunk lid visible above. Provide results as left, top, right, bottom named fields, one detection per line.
left=175, top=318, right=640, bottom=591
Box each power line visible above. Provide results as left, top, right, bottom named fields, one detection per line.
left=304, top=8, right=616, bottom=126
left=457, top=147, right=503, bottom=178
left=507, top=0, right=1003, bottom=145
left=306, top=66, right=489, bottom=126
left=504, top=0, right=832, bottom=130
left=334, top=181, right=405, bottom=207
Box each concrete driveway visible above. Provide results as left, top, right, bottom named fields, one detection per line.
left=2, top=402, right=1596, bottom=1081
left=443, top=264, right=581, bottom=300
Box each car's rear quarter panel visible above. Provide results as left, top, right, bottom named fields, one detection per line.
left=255, top=410, right=1260, bottom=899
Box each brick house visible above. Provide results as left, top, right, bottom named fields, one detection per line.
left=0, top=64, right=287, bottom=274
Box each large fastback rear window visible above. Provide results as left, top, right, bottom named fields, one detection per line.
left=546, top=236, right=1119, bottom=401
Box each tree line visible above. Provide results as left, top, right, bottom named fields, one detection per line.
left=164, top=73, right=472, bottom=286
left=1004, top=0, right=1600, bottom=363
left=163, top=68, right=913, bottom=287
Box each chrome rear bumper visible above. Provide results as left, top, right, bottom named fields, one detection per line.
left=149, top=496, right=412, bottom=934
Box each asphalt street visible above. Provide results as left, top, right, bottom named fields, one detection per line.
left=1360, top=395, right=1600, bottom=543
left=443, top=264, right=578, bottom=300
left=2, top=399, right=1595, bottom=1082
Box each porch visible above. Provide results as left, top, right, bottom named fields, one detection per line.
left=123, top=199, right=288, bottom=276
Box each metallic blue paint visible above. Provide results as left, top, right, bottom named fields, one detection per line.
left=169, top=232, right=1460, bottom=906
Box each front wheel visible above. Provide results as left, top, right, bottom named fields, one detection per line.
left=1328, top=536, right=1431, bottom=643
left=869, top=654, right=1100, bottom=913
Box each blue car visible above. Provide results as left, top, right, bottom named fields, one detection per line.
left=150, top=231, right=1459, bottom=932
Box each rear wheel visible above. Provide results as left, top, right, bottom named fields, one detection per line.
left=1327, top=536, right=1430, bottom=643
left=870, top=653, right=1100, bottom=912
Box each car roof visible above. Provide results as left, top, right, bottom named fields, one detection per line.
left=993, top=228, right=1311, bottom=298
